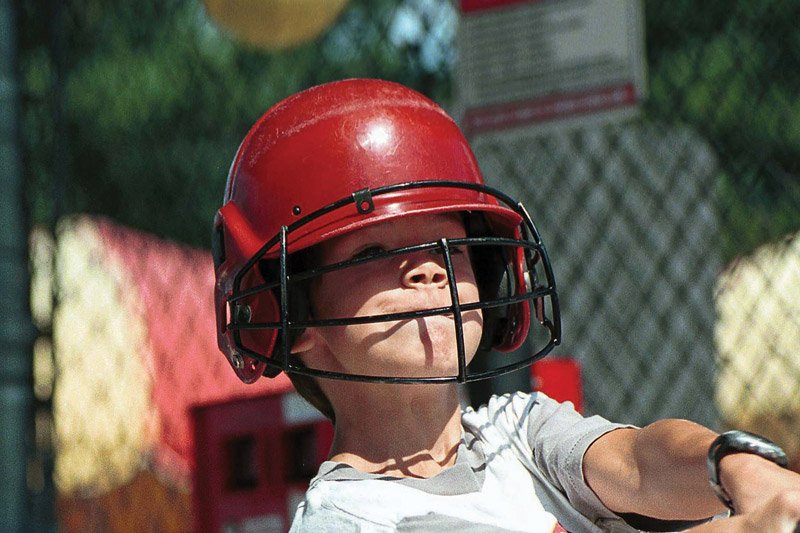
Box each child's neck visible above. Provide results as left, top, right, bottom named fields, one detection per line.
left=327, top=382, right=464, bottom=479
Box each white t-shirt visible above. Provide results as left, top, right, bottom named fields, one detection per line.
left=289, top=392, right=705, bottom=532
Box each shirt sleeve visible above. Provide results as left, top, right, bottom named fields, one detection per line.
left=478, top=391, right=634, bottom=523
left=525, top=392, right=635, bottom=520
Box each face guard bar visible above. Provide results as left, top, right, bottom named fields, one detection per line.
left=226, top=180, right=561, bottom=384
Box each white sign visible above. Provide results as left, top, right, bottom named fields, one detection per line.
left=456, top=0, right=647, bottom=135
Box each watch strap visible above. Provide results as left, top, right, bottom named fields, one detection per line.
left=706, top=430, right=789, bottom=514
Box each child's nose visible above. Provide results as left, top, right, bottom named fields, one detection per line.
left=402, top=253, right=448, bottom=288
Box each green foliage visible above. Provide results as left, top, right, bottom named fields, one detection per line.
left=20, top=0, right=799, bottom=257
left=645, top=0, right=800, bottom=259
left=20, top=0, right=454, bottom=247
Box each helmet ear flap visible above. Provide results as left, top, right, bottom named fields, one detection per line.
left=467, top=214, right=532, bottom=353
left=496, top=246, right=531, bottom=351
left=213, top=215, right=274, bottom=382
left=232, top=280, right=278, bottom=382
left=466, top=214, right=514, bottom=351
left=476, top=262, right=514, bottom=352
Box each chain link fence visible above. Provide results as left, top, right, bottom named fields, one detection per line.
left=18, top=0, right=800, bottom=530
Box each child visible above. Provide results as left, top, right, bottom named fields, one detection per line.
left=212, top=79, right=800, bottom=532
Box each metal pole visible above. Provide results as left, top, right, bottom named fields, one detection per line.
left=0, top=0, right=37, bottom=530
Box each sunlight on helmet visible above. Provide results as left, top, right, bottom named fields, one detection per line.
left=358, top=120, right=394, bottom=153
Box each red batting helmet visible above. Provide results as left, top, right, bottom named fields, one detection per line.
left=212, top=79, right=560, bottom=383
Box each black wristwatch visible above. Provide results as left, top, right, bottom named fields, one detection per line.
left=706, top=430, right=789, bottom=514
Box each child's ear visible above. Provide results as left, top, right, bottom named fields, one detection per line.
left=290, top=327, right=345, bottom=376
left=290, top=328, right=318, bottom=355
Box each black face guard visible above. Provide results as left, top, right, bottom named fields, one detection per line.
left=226, top=180, right=561, bottom=384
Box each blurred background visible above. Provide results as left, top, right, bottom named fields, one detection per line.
left=3, top=0, right=799, bottom=531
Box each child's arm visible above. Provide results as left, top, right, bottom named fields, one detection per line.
left=582, top=419, right=800, bottom=525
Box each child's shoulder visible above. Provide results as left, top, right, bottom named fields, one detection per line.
left=462, top=390, right=553, bottom=420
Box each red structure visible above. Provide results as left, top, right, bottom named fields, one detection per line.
left=192, top=392, right=333, bottom=532
left=532, top=357, right=584, bottom=413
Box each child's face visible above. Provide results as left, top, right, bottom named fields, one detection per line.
left=302, top=213, right=484, bottom=379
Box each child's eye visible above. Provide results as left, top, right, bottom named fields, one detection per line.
left=351, top=245, right=385, bottom=260
left=429, top=245, right=465, bottom=256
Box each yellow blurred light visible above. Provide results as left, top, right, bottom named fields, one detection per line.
left=29, top=226, right=54, bottom=329
left=203, top=0, right=350, bottom=50
left=33, top=337, right=54, bottom=401
left=52, top=217, right=156, bottom=496
left=715, top=230, right=800, bottom=458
